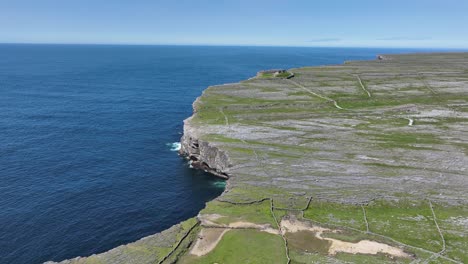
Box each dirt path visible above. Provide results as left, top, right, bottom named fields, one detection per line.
left=287, top=79, right=344, bottom=110
left=418, top=73, right=438, bottom=94
left=361, top=205, right=370, bottom=233
left=198, top=214, right=279, bottom=234
left=190, top=228, right=229, bottom=256
left=356, top=75, right=371, bottom=97
left=422, top=200, right=447, bottom=264
left=219, top=108, right=229, bottom=126
left=193, top=217, right=281, bottom=257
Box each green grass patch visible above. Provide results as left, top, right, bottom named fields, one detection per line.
left=287, top=91, right=316, bottom=97
left=76, top=218, right=199, bottom=264
left=339, top=94, right=466, bottom=110
left=201, top=200, right=276, bottom=226
left=258, top=71, right=292, bottom=78
left=366, top=200, right=443, bottom=252
left=273, top=196, right=311, bottom=210
left=334, top=252, right=413, bottom=264
left=361, top=131, right=442, bottom=149
left=259, top=72, right=274, bottom=78
left=219, top=185, right=284, bottom=202
left=286, top=231, right=331, bottom=254
left=223, top=146, right=255, bottom=155
left=303, top=201, right=366, bottom=231
left=202, top=134, right=244, bottom=144
left=431, top=203, right=468, bottom=263
left=330, top=91, right=364, bottom=101
left=272, top=209, right=287, bottom=225
left=261, top=150, right=303, bottom=159
left=289, top=250, right=333, bottom=264
left=259, top=87, right=281, bottom=92
left=180, top=230, right=287, bottom=264
left=353, top=117, right=408, bottom=130
left=363, top=162, right=415, bottom=171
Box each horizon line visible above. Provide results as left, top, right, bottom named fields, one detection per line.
left=0, top=42, right=467, bottom=50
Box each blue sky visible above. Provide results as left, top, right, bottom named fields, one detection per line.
left=1, top=0, right=467, bottom=48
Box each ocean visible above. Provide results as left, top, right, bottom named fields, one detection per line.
left=0, top=44, right=433, bottom=263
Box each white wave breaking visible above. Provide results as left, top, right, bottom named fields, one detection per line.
left=167, top=142, right=181, bottom=152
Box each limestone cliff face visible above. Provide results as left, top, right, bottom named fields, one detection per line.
left=179, top=116, right=231, bottom=179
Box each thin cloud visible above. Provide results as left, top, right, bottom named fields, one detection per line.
left=376, top=37, right=431, bottom=41
left=307, top=38, right=342, bottom=42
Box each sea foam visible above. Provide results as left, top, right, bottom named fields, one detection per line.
left=167, top=142, right=181, bottom=152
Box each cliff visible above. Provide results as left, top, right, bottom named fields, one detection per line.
left=179, top=115, right=230, bottom=179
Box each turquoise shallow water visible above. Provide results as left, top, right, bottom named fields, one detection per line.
left=0, top=44, right=433, bottom=263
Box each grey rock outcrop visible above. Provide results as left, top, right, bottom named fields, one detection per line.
left=179, top=116, right=231, bottom=179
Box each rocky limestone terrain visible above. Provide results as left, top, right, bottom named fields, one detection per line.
left=51, top=53, right=468, bottom=264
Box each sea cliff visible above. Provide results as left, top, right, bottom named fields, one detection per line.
left=179, top=115, right=231, bottom=179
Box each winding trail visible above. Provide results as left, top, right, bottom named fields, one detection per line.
left=361, top=205, right=370, bottom=233
left=418, top=73, right=438, bottom=94
left=286, top=79, right=344, bottom=110
left=219, top=108, right=229, bottom=126
left=422, top=200, right=447, bottom=264
left=356, top=75, right=372, bottom=98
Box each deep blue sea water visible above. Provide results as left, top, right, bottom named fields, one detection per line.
left=0, top=44, right=437, bottom=263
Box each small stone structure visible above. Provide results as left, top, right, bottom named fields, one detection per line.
left=377, top=55, right=389, bottom=61
left=257, top=69, right=287, bottom=77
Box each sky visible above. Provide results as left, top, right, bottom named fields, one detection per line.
left=1, top=0, right=467, bottom=48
